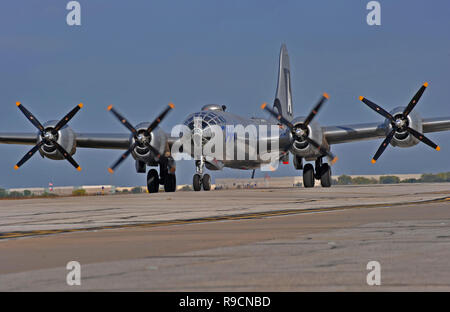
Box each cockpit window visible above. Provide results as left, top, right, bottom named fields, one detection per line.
left=183, top=111, right=225, bottom=130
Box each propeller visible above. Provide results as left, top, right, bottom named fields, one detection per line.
left=107, top=103, right=174, bottom=173
left=359, top=82, right=440, bottom=163
left=260, top=93, right=338, bottom=164
left=13, top=102, right=83, bottom=171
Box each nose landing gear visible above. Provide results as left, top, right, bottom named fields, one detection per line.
left=192, top=157, right=211, bottom=191
left=193, top=173, right=211, bottom=191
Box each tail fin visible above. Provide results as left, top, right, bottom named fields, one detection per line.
left=273, top=44, right=294, bottom=121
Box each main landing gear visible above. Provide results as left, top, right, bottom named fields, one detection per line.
left=303, top=158, right=332, bottom=188
left=147, top=157, right=176, bottom=193
left=192, top=157, right=211, bottom=191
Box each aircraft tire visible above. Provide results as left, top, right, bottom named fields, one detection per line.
left=202, top=174, right=211, bottom=191
left=164, top=174, right=176, bottom=192
left=193, top=174, right=202, bottom=192
left=320, top=163, right=332, bottom=187
left=147, top=169, right=159, bottom=193
left=303, top=164, right=315, bottom=188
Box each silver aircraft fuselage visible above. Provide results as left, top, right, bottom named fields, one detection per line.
left=182, top=106, right=292, bottom=170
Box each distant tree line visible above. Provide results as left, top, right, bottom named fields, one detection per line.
left=0, top=188, right=58, bottom=199
left=333, top=172, right=450, bottom=185
left=114, top=187, right=145, bottom=194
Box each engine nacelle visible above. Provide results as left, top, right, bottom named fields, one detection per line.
left=130, top=122, right=168, bottom=164
left=38, top=120, right=77, bottom=160
left=289, top=116, right=324, bottom=160
left=387, top=107, right=423, bottom=148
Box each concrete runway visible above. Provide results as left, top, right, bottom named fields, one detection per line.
left=0, top=183, right=449, bottom=291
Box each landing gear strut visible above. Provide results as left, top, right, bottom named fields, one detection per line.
left=193, top=157, right=211, bottom=191
left=302, top=158, right=332, bottom=188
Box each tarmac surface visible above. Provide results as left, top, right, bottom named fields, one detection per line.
left=0, top=183, right=449, bottom=291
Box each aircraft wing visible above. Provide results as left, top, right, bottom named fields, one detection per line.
left=0, top=132, right=130, bottom=150
left=323, top=117, right=450, bottom=145
left=75, top=133, right=130, bottom=150
left=0, top=133, right=37, bottom=146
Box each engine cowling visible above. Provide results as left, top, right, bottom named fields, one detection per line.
left=387, top=107, right=423, bottom=148
left=106, top=103, right=175, bottom=173
left=129, top=122, right=168, bottom=164
left=260, top=93, right=337, bottom=163
left=13, top=102, right=83, bottom=170
left=37, top=120, right=77, bottom=160
left=359, top=82, right=439, bottom=163
left=288, top=116, right=324, bottom=160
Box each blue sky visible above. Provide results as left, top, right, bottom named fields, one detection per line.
left=1, top=0, right=449, bottom=188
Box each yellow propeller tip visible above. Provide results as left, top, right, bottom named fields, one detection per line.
left=168, top=103, right=175, bottom=109
left=76, top=166, right=82, bottom=171
left=13, top=165, right=19, bottom=170
left=359, top=96, right=364, bottom=101
left=16, top=102, right=21, bottom=106
left=424, top=82, right=429, bottom=87
left=107, top=168, right=114, bottom=174
left=78, top=103, right=84, bottom=108
left=371, top=159, right=377, bottom=164
left=436, top=146, right=441, bottom=151
left=107, top=105, right=113, bottom=111
left=260, top=102, right=267, bottom=109
left=323, top=92, right=329, bottom=99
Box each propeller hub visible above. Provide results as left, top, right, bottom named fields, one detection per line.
left=394, top=117, right=406, bottom=130
left=294, top=128, right=306, bottom=138
left=43, top=130, right=57, bottom=142
left=137, top=133, right=148, bottom=144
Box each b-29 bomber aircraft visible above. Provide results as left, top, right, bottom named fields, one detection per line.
left=1, top=45, right=449, bottom=193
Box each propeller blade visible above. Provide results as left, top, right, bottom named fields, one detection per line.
left=107, top=142, right=138, bottom=173
left=53, top=103, right=83, bottom=132
left=107, top=105, right=138, bottom=137
left=147, top=103, right=175, bottom=133
left=261, top=101, right=337, bottom=164
left=304, top=136, right=338, bottom=165
left=16, top=102, right=45, bottom=134
left=359, top=97, right=395, bottom=121
left=403, top=83, right=428, bottom=116
left=14, top=141, right=45, bottom=170
left=371, top=128, right=396, bottom=163
left=260, top=103, right=295, bottom=130
left=406, top=126, right=440, bottom=151
left=303, top=93, right=329, bottom=127
left=52, top=141, right=81, bottom=171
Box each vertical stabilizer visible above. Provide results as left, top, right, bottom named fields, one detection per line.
left=273, top=44, right=294, bottom=121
